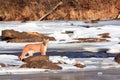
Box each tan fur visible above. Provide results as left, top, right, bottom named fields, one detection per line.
left=18, top=39, right=49, bottom=60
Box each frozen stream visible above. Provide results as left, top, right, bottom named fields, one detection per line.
left=0, top=20, right=120, bottom=80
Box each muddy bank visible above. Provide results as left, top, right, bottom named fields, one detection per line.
left=0, top=0, right=120, bottom=21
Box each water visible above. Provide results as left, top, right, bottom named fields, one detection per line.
left=0, top=69, right=120, bottom=80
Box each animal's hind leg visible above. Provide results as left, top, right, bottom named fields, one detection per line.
left=28, top=50, right=34, bottom=56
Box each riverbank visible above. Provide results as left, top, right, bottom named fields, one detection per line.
left=0, top=0, right=119, bottom=21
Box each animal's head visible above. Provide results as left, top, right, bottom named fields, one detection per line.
left=43, top=38, right=49, bottom=45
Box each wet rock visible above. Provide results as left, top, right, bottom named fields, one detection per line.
left=114, top=53, right=120, bottom=64
left=73, top=38, right=109, bottom=43
left=0, top=63, right=6, bottom=67
left=74, top=62, right=86, bottom=68
left=98, top=33, right=111, bottom=38
left=2, top=29, right=55, bottom=42
left=20, top=56, right=62, bottom=70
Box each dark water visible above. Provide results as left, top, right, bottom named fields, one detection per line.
left=0, top=50, right=117, bottom=58
left=47, top=51, right=117, bottom=58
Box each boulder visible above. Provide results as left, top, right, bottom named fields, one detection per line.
left=22, top=56, right=49, bottom=62
left=20, top=56, right=62, bottom=70
left=0, top=63, right=6, bottom=67
left=2, top=29, right=55, bottom=42
left=98, top=33, right=111, bottom=38
left=20, top=60, right=62, bottom=70
left=114, top=53, right=120, bottom=64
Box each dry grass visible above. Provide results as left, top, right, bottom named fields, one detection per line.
left=0, top=0, right=119, bottom=21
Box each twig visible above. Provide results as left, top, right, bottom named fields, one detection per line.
left=115, top=12, right=120, bottom=19
left=38, top=1, right=63, bottom=21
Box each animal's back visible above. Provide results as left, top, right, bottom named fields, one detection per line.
left=25, top=44, right=43, bottom=52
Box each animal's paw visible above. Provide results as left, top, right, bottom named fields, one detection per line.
left=18, top=55, right=22, bottom=60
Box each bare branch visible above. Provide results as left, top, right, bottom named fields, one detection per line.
left=38, top=1, right=63, bottom=21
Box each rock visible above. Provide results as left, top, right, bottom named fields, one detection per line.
left=0, top=63, right=6, bottom=67
left=74, top=38, right=109, bottom=43
left=114, top=53, right=120, bottom=64
left=20, top=64, right=28, bottom=68
left=2, top=29, right=55, bottom=42
left=20, top=56, right=62, bottom=70
left=22, top=56, right=49, bottom=62
left=20, top=60, right=62, bottom=70
left=74, top=62, right=86, bottom=68
left=98, top=33, right=111, bottom=38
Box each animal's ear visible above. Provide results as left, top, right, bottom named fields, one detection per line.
left=46, top=38, right=49, bottom=41
left=43, top=38, right=49, bottom=42
left=45, top=39, right=49, bottom=43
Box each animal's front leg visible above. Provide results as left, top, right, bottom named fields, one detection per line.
left=41, top=46, right=47, bottom=55
left=19, top=47, right=28, bottom=60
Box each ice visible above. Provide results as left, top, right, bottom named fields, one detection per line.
left=0, top=54, right=118, bottom=74
left=49, top=31, right=71, bottom=41
left=0, top=55, right=24, bottom=66
left=0, top=20, right=120, bottom=74
left=58, top=64, right=79, bottom=70
left=49, top=56, right=76, bottom=64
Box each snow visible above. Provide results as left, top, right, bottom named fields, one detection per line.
left=0, top=20, right=120, bottom=74
left=0, top=54, right=118, bottom=74
left=49, top=56, right=76, bottom=64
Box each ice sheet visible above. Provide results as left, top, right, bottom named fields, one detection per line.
left=0, top=20, right=120, bottom=74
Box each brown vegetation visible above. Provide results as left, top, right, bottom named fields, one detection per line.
left=0, top=0, right=120, bottom=21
